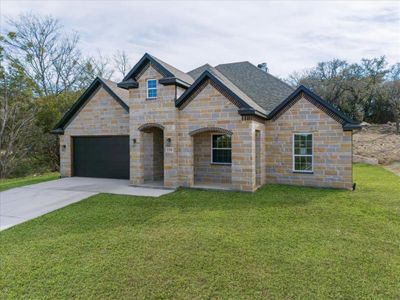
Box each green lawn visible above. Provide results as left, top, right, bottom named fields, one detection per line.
left=1, top=164, right=399, bottom=299
left=0, top=172, right=59, bottom=192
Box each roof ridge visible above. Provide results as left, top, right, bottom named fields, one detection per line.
left=187, top=63, right=213, bottom=73
left=217, top=61, right=294, bottom=91
left=216, top=61, right=249, bottom=67
left=245, top=61, right=294, bottom=90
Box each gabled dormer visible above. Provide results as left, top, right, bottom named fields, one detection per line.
left=117, top=53, right=194, bottom=90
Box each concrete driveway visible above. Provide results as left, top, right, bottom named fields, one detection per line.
left=0, top=177, right=173, bottom=231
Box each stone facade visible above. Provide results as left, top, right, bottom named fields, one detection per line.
left=177, top=81, right=262, bottom=191
left=59, top=86, right=129, bottom=177
left=265, top=96, right=353, bottom=189
left=58, top=63, right=354, bottom=191
left=128, top=64, right=179, bottom=188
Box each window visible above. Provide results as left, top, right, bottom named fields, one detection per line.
left=293, top=133, right=313, bottom=172
left=147, top=79, right=157, bottom=99
left=212, top=134, right=232, bottom=164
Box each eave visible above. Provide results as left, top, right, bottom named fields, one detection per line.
left=268, top=85, right=361, bottom=131
left=343, top=123, right=362, bottom=131
left=51, top=77, right=129, bottom=135
left=158, top=77, right=191, bottom=89
left=117, top=78, right=138, bottom=89
left=238, top=108, right=267, bottom=118
left=118, top=53, right=191, bottom=90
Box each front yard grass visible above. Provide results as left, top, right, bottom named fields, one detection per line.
left=0, top=172, right=59, bottom=192
left=1, top=164, right=399, bottom=299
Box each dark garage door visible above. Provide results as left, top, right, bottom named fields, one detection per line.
left=73, top=136, right=129, bottom=179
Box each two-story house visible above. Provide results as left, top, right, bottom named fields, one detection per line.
left=52, top=53, right=360, bottom=191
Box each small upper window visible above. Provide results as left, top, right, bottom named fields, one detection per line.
left=147, top=79, right=157, bottom=99
left=212, top=134, right=232, bottom=164
left=293, top=133, right=313, bottom=172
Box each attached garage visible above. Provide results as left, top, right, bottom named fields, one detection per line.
left=73, top=136, right=129, bottom=179
left=51, top=77, right=130, bottom=179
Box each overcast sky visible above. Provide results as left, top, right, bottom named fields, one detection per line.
left=1, top=0, right=399, bottom=79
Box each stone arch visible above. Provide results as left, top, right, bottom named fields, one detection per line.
left=189, top=127, right=233, bottom=136
left=138, top=123, right=164, bottom=132
left=138, top=123, right=164, bottom=185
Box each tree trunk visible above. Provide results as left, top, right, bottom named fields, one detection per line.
left=393, top=109, right=400, bottom=134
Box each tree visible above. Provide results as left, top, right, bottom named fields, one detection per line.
left=287, top=59, right=350, bottom=114
left=1, top=14, right=116, bottom=176
left=0, top=55, right=37, bottom=178
left=113, top=50, right=131, bottom=78
left=382, top=63, right=400, bottom=133
left=85, top=50, right=114, bottom=80
left=287, top=57, right=395, bottom=123
left=3, top=13, right=87, bottom=96
left=343, top=57, right=388, bottom=121
left=34, top=91, right=80, bottom=170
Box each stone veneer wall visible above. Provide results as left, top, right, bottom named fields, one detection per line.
left=193, top=132, right=232, bottom=185
left=58, top=64, right=353, bottom=191
left=255, top=130, right=261, bottom=186
left=178, top=82, right=260, bottom=191
left=59, top=86, right=129, bottom=177
left=265, top=96, right=353, bottom=189
left=128, top=65, right=178, bottom=188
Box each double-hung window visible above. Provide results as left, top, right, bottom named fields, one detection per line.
left=293, top=133, right=313, bottom=172
left=212, top=134, right=232, bottom=164
left=147, top=79, right=157, bottom=99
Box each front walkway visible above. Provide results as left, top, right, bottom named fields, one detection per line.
left=0, top=177, right=174, bottom=231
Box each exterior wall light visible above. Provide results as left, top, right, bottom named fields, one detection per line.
left=132, top=138, right=137, bottom=145
left=166, top=138, right=172, bottom=147
left=62, top=145, right=66, bottom=151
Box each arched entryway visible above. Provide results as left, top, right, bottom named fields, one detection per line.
left=190, top=127, right=233, bottom=189
left=139, top=123, right=164, bottom=186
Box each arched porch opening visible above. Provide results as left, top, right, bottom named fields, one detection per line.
left=139, top=124, right=164, bottom=186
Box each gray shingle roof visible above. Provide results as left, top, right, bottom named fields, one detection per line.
left=150, top=54, right=194, bottom=85
left=101, top=78, right=129, bottom=104
left=215, top=62, right=294, bottom=113
left=187, top=64, right=266, bottom=113
left=187, top=64, right=213, bottom=80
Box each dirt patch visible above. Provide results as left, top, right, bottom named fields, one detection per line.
left=384, top=162, right=400, bottom=176
left=353, top=122, right=400, bottom=165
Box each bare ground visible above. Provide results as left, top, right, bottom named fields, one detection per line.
left=353, top=122, right=400, bottom=175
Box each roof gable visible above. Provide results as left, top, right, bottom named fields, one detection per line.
left=176, top=70, right=267, bottom=118
left=118, top=53, right=193, bottom=89
left=187, top=64, right=213, bottom=80
left=268, top=85, right=361, bottom=130
left=51, top=77, right=129, bottom=134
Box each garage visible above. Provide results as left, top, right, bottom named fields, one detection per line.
left=73, top=136, right=129, bottom=179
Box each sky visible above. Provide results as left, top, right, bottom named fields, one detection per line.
left=1, top=0, right=399, bottom=79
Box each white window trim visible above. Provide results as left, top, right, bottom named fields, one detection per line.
left=292, top=133, right=313, bottom=173
left=211, top=133, right=232, bottom=165
left=147, top=79, right=157, bottom=99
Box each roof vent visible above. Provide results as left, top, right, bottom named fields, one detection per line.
left=257, top=62, right=268, bottom=73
